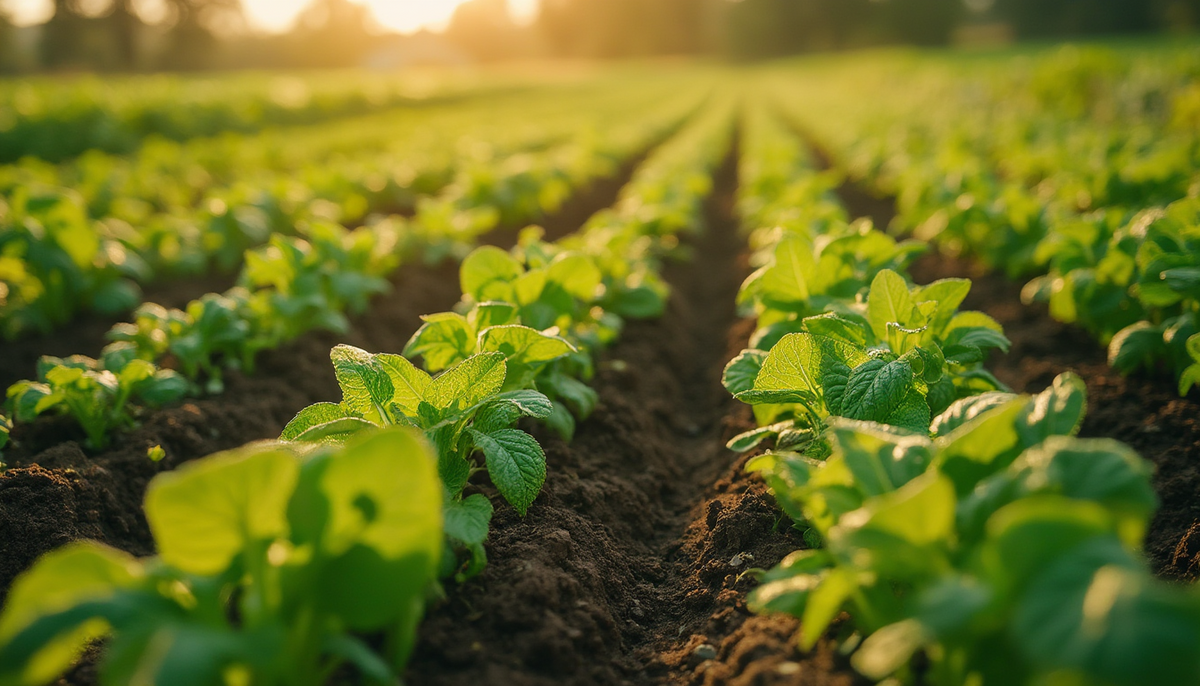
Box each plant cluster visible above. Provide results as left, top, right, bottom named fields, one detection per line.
left=0, top=83, right=700, bottom=338
left=0, top=428, right=443, bottom=686
left=726, top=106, right=1009, bottom=455
left=1026, top=197, right=1200, bottom=395
left=732, top=91, right=1200, bottom=686
left=748, top=375, right=1200, bottom=686
left=282, top=97, right=737, bottom=580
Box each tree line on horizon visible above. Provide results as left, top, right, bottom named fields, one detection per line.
left=0, top=0, right=1196, bottom=72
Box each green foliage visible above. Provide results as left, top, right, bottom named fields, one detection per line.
left=281, top=345, right=557, bottom=580
left=727, top=268, right=1010, bottom=453
left=747, top=373, right=1200, bottom=685
left=773, top=48, right=1200, bottom=394
left=0, top=428, right=442, bottom=686
left=6, top=350, right=187, bottom=449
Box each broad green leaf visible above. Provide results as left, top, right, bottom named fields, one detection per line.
left=760, top=235, right=815, bottom=303
left=867, top=270, right=916, bottom=341
left=912, top=278, right=971, bottom=333
left=473, top=391, right=554, bottom=433
left=800, top=568, right=856, bottom=650
left=307, top=428, right=442, bottom=630
left=547, top=254, right=602, bottom=300
left=544, top=400, right=576, bottom=442
left=1016, top=437, right=1157, bottom=546
left=0, top=543, right=142, bottom=686
left=838, top=357, right=915, bottom=423
left=403, top=313, right=474, bottom=372
left=146, top=446, right=298, bottom=575
left=829, top=419, right=932, bottom=495
left=930, top=391, right=1016, bottom=437
left=109, top=623, right=280, bottom=686
left=376, top=354, right=432, bottom=418
left=469, top=428, right=546, bottom=515
left=331, top=345, right=394, bottom=425
left=460, top=246, right=522, bottom=301
left=722, top=349, right=768, bottom=395
left=1016, top=372, right=1087, bottom=446
left=753, top=333, right=866, bottom=397
left=943, top=311, right=1006, bottom=348
left=477, top=325, right=575, bottom=368
left=935, top=399, right=1027, bottom=494
left=849, top=471, right=957, bottom=547
left=802, top=313, right=869, bottom=347
left=1013, top=538, right=1200, bottom=686
left=513, top=270, right=548, bottom=306
left=468, top=302, right=519, bottom=332
left=915, top=575, right=992, bottom=638
left=115, top=359, right=155, bottom=388
left=1109, top=321, right=1167, bottom=374
left=427, top=352, right=506, bottom=415
left=135, top=371, right=190, bottom=407
left=982, top=496, right=1114, bottom=590
left=444, top=493, right=494, bottom=547
left=542, top=372, right=598, bottom=418
left=290, top=417, right=377, bottom=445
left=948, top=327, right=1011, bottom=354
left=887, top=390, right=933, bottom=433
left=609, top=284, right=665, bottom=318
left=281, top=402, right=355, bottom=440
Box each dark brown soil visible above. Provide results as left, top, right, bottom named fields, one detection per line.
left=908, top=251, right=1200, bottom=582
left=407, top=143, right=861, bottom=686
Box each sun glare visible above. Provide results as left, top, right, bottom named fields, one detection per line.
left=244, top=0, right=539, bottom=33
left=7, top=0, right=540, bottom=33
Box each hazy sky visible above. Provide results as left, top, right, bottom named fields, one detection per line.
left=5, top=0, right=541, bottom=33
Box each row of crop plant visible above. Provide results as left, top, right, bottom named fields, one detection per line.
left=723, top=96, right=1200, bottom=685
left=2, top=90, right=699, bottom=451
left=0, top=80, right=705, bottom=339
left=0, top=70, right=524, bottom=163
left=769, top=46, right=1200, bottom=395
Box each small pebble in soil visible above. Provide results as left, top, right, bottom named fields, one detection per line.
left=776, top=662, right=801, bottom=675
left=692, top=644, right=718, bottom=662
left=728, top=552, right=754, bottom=567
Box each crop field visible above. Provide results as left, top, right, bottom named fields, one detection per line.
left=0, top=42, right=1199, bottom=686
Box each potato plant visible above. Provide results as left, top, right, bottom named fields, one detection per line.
left=0, top=428, right=442, bottom=686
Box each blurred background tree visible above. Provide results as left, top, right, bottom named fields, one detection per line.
left=0, top=0, right=1195, bottom=72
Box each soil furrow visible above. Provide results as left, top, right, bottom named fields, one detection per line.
left=408, top=138, right=756, bottom=685
left=409, top=134, right=860, bottom=686
left=0, top=150, right=659, bottom=613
